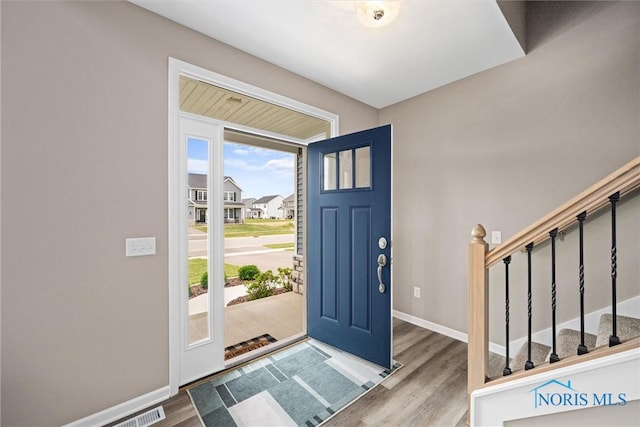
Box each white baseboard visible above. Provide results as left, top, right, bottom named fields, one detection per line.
left=63, top=385, right=171, bottom=427
left=393, top=296, right=640, bottom=358
left=394, top=310, right=467, bottom=342
left=393, top=310, right=507, bottom=356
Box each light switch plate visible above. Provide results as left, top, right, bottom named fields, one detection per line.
left=126, top=237, right=156, bottom=257
left=491, top=231, right=502, bottom=245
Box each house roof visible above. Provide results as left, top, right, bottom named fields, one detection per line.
left=188, top=174, right=242, bottom=191
left=283, top=194, right=295, bottom=203
left=254, top=195, right=282, bottom=204
left=242, top=198, right=256, bottom=207
left=188, top=173, right=207, bottom=189
left=224, top=176, right=242, bottom=191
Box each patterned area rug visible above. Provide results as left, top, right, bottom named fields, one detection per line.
left=188, top=339, right=402, bottom=426
left=225, top=334, right=278, bottom=361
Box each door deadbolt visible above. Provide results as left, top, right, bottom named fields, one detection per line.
left=378, top=237, right=387, bottom=249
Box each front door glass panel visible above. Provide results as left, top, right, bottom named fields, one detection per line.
left=355, top=146, right=371, bottom=188
left=322, top=146, right=371, bottom=191
left=339, top=150, right=353, bottom=189
left=323, top=152, right=337, bottom=190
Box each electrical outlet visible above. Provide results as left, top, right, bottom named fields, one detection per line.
left=126, top=237, right=156, bottom=257
left=414, top=287, right=421, bottom=298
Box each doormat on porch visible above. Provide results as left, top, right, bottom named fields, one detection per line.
left=225, top=334, right=278, bottom=361
left=188, top=339, right=401, bottom=426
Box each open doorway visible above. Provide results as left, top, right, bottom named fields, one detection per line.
left=186, top=132, right=305, bottom=358
left=171, top=61, right=338, bottom=389
left=221, top=137, right=303, bottom=360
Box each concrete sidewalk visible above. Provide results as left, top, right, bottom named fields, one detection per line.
left=189, top=285, right=248, bottom=315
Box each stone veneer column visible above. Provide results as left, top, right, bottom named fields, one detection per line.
left=292, top=254, right=304, bottom=295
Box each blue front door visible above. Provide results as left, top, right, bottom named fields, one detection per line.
left=307, top=125, right=392, bottom=368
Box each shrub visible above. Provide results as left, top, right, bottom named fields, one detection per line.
left=245, top=281, right=273, bottom=300
left=245, top=269, right=278, bottom=300
left=238, top=265, right=260, bottom=280
left=278, top=267, right=293, bottom=291
left=200, top=271, right=208, bottom=290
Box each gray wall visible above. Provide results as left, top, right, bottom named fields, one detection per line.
left=381, top=1, right=640, bottom=336
left=0, top=2, right=376, bottom=425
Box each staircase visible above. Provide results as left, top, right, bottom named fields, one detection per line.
left=494, top=314, right=640, bottom=378
left=467, top=156, right=640, bottom=425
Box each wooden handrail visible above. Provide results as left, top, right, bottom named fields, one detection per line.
left=486, top=156, right=640, bottom=268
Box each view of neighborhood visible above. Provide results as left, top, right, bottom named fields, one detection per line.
left=186, top=138, right=302, bottom=348
left=187, top=173, right=296, bottom=224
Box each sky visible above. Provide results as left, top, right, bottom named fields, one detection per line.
left=187, top=138, right=295, bottom=200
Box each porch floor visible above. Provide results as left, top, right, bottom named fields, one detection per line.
left=189, top=291, right=304, bottom=348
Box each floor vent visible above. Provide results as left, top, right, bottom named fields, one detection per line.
left=114, top=406, right=166, bottom=427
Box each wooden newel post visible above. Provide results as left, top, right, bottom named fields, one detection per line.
left=468, top=224, right=489, bottom=418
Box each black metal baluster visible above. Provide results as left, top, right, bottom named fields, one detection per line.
left=577, top=211, right=589, bottom=355
left=503, top=255, right=512, bottom=376
left=549, top=228, right=560, bottom=363
left=609, top=192, right=621, bottom=347
left=525, top=243, right=535, bottom=370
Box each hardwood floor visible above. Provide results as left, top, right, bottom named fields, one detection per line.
left=109, top=318, right=471, bottom=426
left=323, top=318, right=469, bottom=427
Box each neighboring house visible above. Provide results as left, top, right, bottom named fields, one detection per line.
left=187, top=174, right=244, bottom=224
left=187, top=173, right=208, bottom=223
left=242, top=198, right=257, bottom=219
left=223, top=177, right=244, bottom=223
left=282, top=194, right=295, bottom=219
left=252, top=195, right=285, bottom=219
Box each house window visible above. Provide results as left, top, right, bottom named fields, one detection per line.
left=196, top=190, right=208, bottom=201
left=224, top=191, right=236, bottom=202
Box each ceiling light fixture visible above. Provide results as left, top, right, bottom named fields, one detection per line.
left=354, top=1, right=400, bottom=28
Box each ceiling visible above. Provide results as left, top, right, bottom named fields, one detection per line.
left=181, top=76, right=331, bottom=140
left=132, top=1, right=524, bottom=109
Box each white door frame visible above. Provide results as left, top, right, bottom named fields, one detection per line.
left=168, top=57, right=339, bottom=395
left=176, top=114, right=226, bottom=384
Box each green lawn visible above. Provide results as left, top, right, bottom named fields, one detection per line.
left=188, top=258, right=240, bottom=285
left=264, top=242, right=295, bottom=250
left=193, top=219, right=295, bottom=238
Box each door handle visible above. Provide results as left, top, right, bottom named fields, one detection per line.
left=377, top=253, right=387, bottom=293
